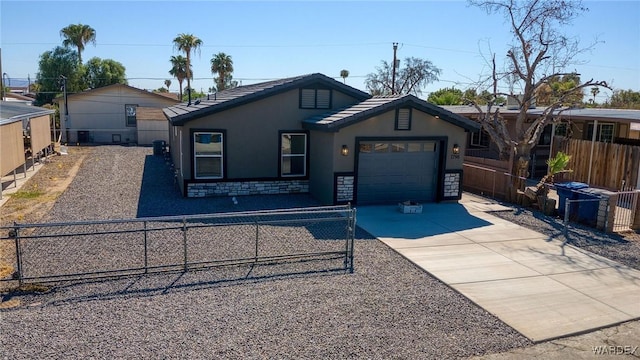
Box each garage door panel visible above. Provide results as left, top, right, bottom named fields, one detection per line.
left=357, top=141, right=439, bottom=204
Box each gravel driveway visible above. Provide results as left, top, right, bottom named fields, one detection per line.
left=0, top=145, right=532, bottom=359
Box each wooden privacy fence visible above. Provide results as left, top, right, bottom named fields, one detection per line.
left=462, top=157, right=511, bottom=199
left=554, top=137, right=640, bottom=190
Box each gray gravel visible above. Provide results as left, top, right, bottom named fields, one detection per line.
left=1, top=145, right=532, bottom=359
left=490, top=203, right=640, bottom=271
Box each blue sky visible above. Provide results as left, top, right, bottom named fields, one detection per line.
left=1, top=0, right=638, bottom=103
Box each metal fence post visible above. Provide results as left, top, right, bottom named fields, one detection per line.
left=13, top=222, right=23, bottom=286
left=563, top=200, right=570, bottom=239
left=143, top=221, right=148, bottom=274
left=182, top=217, right=188, bottom=272
left=344, top=207, right=356, bottom=273
left=255, top=218, right=259, bottom=263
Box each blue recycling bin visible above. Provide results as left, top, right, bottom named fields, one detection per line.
left=555, top=182, right=589, bottom=217
left=576, top=188, right=615, bottom=227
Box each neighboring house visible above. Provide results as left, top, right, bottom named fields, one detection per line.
left=164, top=73, right=479, bottom=205
left=1, top=101, right=54, bottom=179
left=445, top=105, right=640, bottom=177
left=55, top=84, right=179, bottom=145
left=137, top=107, right=170, bottom=145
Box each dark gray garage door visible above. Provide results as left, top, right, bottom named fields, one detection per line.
left=357, top=141, right=438, bottom=204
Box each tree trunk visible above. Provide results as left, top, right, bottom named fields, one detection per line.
left=508, top=144, right=532, bottom=204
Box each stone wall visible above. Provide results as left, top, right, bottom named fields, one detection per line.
left=187, top=180, right=309, bottom=198
left=443, top=172, right=461, bottom=199
left=336, top=175, right=354, bottom=203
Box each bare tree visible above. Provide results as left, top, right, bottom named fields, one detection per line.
left=365, top=57, right=441, bottom=96
left=468, top=0, right=608, bottom=198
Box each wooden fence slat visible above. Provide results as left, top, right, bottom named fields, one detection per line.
left=556, top=138, right=640, bottom=190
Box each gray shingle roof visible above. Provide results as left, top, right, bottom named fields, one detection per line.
left=163, top=73, right=371, bottom=125
left=302, top=95, right=481, bottom=132
left=0, top=101, right=54, bottom=125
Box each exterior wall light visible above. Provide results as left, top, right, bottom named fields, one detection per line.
left=341, top=145, right=349, bottom=156
left=452, top=144, right=460, bottom=155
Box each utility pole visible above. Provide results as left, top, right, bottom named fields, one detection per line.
left=391, top=43, right=398, bottom=95
left=59, top=75, right=68, bottom=143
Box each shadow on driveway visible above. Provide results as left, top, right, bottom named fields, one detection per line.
left=356, top=203, right=493, bottom=239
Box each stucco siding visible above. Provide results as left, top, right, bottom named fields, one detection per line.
left=179, top=88, right=361, bottom=181
left=332, top=109, right=467, bottom=170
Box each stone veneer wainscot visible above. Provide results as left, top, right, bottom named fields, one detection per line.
left=187, top=180, right=309, bottom=198
left=444, top=172, right=461, bottom=198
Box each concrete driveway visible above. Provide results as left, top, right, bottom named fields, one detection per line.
left=356, top=194, right=640, bottom=342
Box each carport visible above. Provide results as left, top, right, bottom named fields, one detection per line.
left=0, top=101, right=54, bottom=198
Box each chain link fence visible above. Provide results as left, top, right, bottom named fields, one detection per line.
left=0, top=205, right=355, bottom=285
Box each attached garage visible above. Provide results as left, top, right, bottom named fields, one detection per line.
left=303, top=94, right=480, bottom=205
left=356, top=140, right=439, bottom=204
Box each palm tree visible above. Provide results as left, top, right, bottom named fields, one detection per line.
left=340, top=69, right=349, bottom=84
left=210, top=52, right=234, bottom=91
left=169, top=55, right=189, bottom=101
left=60, top=23, right=96, bottom=64
left=173, top=33, right=202, bottom=94
left=591, top=86, right=600, bottom=104
left=164, top=79, right=172, bottom=91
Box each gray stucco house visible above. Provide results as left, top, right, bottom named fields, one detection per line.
left=164, top=73, right=480, bottom=205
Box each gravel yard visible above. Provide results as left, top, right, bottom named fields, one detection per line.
left=0, top=145, right=533, bottom=359
left=491, top=204, right=640, bottom=271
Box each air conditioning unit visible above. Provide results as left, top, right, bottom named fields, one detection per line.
left=506, top=95, right=536, bottom=110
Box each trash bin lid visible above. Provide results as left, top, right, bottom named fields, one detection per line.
left=556, top=182, right=589, bottom=190
left=578, top=188, right=615, bottom=197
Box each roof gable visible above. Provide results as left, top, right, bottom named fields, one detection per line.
left=302, top=95, right=481, bottom=132
left=164, top=73, right=371, bottom=125
left=55, top=83, right=180, bottom=104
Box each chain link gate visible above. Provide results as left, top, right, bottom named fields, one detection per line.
left=0, top=205, right=356, bottom=285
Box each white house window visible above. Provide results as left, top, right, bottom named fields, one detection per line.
left=281, top=133, right=307, bottom=177
left=395, top=108, right=411, bottom=130
left=470, top=130, right=490, bottom=147
left=194, top=132, right=223, bottom=179
left=586, top=123, right=615, bottom=143
left=125, top=104, right=137, bottom=127
left=300, top=88, right=331, bottom=109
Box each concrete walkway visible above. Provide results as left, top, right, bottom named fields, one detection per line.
left=356, top=194, right=640, bottom=343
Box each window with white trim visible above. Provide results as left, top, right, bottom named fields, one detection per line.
left=194, top=132, right=223, bottom=179
left=470, top=130, right=490, bottom=147
left=300, top=88, right=331, bottom=109
left=281, top=133, right=307, bottom=177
